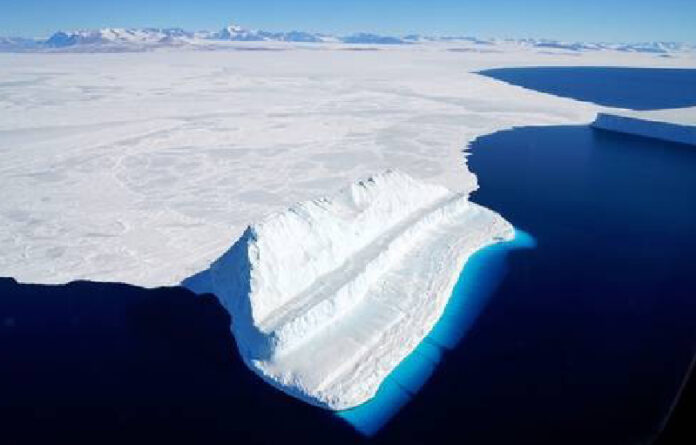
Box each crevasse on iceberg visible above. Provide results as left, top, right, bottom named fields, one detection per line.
left=183, top=169, right=513, bottom=409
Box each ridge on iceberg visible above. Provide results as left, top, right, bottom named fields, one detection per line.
left=183, top=170, right=513, bottom=410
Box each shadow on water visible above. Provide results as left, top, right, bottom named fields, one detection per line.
left=0, top=278, right=359, bottom=444
left=478, top=67, right=696, bottom=110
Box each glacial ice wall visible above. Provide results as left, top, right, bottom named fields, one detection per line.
left=183, top=170, right=513, bottom=409
left=592, top=112, right=696, bottom=146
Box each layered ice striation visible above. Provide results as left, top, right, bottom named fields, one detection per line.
left=183, top=170, right=513, bottom=409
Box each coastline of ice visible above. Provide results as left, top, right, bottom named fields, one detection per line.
left=5, top=46, right=692, bottom=287
left=184, top=170, right=513, bottom=409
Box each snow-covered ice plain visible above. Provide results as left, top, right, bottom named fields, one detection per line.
left=3, top=40, right=694, bottom=287
left=2, top=34, right=695, bottom=411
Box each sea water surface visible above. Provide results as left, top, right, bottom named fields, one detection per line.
left=479, top=66, right=696, bottom=109
left=461, top=125, right=696, bottom=444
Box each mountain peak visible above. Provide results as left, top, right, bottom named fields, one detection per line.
left=224, top=24, right=245, bottom=33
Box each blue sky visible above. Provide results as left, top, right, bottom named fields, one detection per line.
left=1, top=0, right=695, bottom=42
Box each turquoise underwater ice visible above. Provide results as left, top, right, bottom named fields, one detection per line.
left=337, top=228, right=536, bottom=436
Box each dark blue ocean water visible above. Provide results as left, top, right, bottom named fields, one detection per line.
left=3, top=67, right=696, bottom=444
left=479, top=67, right=696, bottom=110
left=464, top=125, right=696, bottom=444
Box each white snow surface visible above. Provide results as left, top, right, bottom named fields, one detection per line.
left=1, top=45, right=695, bottom=286
left=184, top=169, right=513, bottom=409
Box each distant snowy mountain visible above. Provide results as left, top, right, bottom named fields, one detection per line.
left=209, top=24, right=335, bottom=43
left=340, top=33, right=405, bottom=44
left=0, top=36, right=40, bottom=51
left=0, top=23, right=693, bottom=54
left=614, top=42, right=685, bottom=54
left=208, top=24, right=408, bottom=44
left=210, top=24, right=267, bottom=41
left=34, top=24, right=339, bottom=49
left=44, top=28, right=195, bottom=49
left=523, top=38, right=692, bottom=53
left=531, top=40, right=602, bottom=51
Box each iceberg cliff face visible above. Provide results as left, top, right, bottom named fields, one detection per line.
left=592, top=111, right=696, bottom=146
left=184, top=170, right=513, bottom=409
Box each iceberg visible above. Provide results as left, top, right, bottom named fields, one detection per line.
left=184, top=169, right=514, bottom=409
left=592, top=109, right=696, bottom=146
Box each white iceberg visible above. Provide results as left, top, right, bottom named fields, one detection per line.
left=592, top=109, right=696, bottom=146
left=186, top=169, right=513, bottom=409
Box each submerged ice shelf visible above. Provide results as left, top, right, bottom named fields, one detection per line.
left=338, top=228, right=536, bottom=435
left=184, top=170, right=513, bottom=410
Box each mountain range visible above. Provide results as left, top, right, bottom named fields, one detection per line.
left=1, top=23, right=692, bottom=54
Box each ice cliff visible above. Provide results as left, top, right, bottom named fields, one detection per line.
left=183, top=170, right=513, bottom=409
left=592, top=110, right=696, bottom=146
